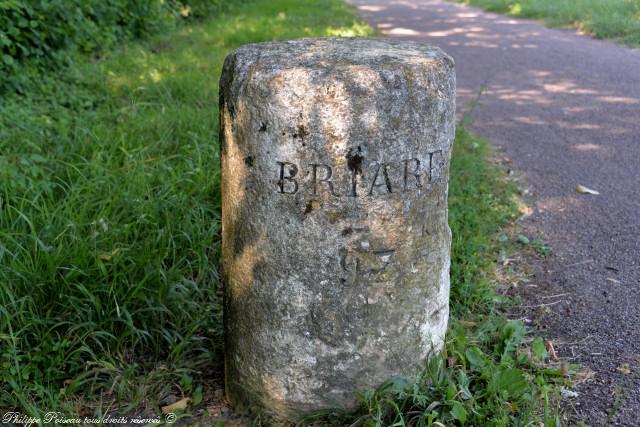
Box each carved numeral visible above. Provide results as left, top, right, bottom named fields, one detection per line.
left=339, top=247, right=395, bottom=285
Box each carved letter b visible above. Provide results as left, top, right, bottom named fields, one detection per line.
left=277, top=161, right=299, bottom=194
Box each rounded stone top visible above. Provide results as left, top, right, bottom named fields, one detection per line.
left=224, top=37, right=454, bottom=71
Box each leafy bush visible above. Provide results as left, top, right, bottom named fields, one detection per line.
left=0, top=0, right=240, bottom=92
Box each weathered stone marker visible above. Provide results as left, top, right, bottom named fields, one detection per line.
left=220, top=37, right=455, bottom=419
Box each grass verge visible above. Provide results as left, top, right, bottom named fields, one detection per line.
left=451, top=0, right=640, bottom=46
left=0, top=0, right=568, bottom=423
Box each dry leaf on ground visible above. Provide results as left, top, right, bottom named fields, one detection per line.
left=99, top=248, right=120, bottom=261
left=574, top=367, right=596, bottom=383
left=576, top=184, right=599, bottom=195
left=545, top=339, right=560, bottom=361
left=161, top=397, right=191, bottom=414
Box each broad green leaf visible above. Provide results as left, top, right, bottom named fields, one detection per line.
left=488, top=368, right=528, bottom=398
left=501, top=320, right=526, bottom=361
left=450, top=400, right=467, bottom=423
left=465, top=346, right=487, bottom=372
left=532, top=337, right=549, bottom=361
left=192, top=385, right=203, bottom=406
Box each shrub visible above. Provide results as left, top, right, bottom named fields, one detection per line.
left=0, top=0, right=239, bottom=92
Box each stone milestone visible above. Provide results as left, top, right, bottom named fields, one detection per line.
left=220, top=37, right=456, bottom=419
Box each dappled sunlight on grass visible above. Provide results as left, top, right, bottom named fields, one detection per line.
left=455, top=0, right=640, bottom=46
left=324, top=22, right=373, bottom=36
left=102, top=0, right=376, bottom=101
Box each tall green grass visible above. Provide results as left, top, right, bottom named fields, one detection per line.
left=453, top=0, right=640, bottom=46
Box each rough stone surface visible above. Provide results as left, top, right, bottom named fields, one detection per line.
left=220, top=37, right=455, bottom=419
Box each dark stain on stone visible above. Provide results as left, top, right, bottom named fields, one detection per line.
left=259, top=122, right=268, bottom=132
left=304, top=201, right=314, bottom=215
left=244, top=156, right=254, bottom=167
left=292, top=124, right=309, bottom=145
left=341, top=227, right=353, bottom=236
left=346, top=146, right=363, bottom=174
left=346, top=146, right=364, bottom=197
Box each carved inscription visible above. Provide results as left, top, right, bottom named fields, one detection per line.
left=310, top=163, right=338, bottom=196
left=277, top=161, right=298, bottom=194
left=339, top=246, right=395, bottom=285
left=369, top=163, right=393, bottom=195
left=276, top=150, right=445, bottom=197
left=403, top=158, right=421, bottom=191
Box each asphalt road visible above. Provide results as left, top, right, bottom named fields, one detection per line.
left=348, top=0, right=640, bottom=424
